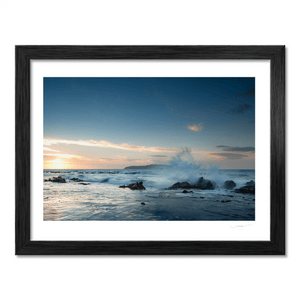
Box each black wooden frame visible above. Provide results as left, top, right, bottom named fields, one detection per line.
left=15, top=46, right=285, bottom=255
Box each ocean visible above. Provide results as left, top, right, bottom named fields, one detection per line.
left=43, top=166, right=255, bottom=221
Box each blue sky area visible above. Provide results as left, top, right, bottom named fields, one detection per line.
left=43, top=77, right=255, bottom=169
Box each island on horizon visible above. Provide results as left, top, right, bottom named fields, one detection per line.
left=124, top=164, right=166, bottom=170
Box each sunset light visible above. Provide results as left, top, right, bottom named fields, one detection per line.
left=47, top=159, right=65, bottom=169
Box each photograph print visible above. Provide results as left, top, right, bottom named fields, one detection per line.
left=43, top=77, right=255, bottom=221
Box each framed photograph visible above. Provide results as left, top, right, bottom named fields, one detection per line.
left=15, top=46, right=285, bottom=255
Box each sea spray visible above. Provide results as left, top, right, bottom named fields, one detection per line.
left=145, top=149, right=227, bottom=189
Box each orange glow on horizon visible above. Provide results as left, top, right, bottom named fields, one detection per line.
left=46, top=159, right=65, bottom=169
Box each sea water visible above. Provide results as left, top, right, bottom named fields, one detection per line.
left=43, top=167, right=255, bottom=221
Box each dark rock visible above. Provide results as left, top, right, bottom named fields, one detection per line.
left=167, top=177, right=216, bottom=190
left=169, top=182, right=192, bottom=189
left=221, top=200, right=231, bottom=203
left=128, top=182, right=146, bottom=190
left=70, top=177, right=83, bottom=182
left=222, top=180, right=236, bottom=190
left=119, top=181, right=146, bottom=190
left=228, top=195, right=234, bottom=197
left=44, top=176, right=66, bottom=183
left=195, top=177, right=215, bottom=190
left=182, top=190, right=193, bottom=193
left=245, top=180, right=255, bottom=187
left=125, top=172, right=140, bottom=175
left=235, top=185, right=255, bottom=194
left=79, top=182, right=90, bottom=185
left=141, top=202, right=145, bottom=205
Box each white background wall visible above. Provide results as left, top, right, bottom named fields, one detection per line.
left=0, top=1, right=299, bottom=299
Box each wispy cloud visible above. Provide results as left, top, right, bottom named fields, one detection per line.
left=208, top=153, right=249, bottom=160
left=187, top=123, right=203, bottom=132
left=237, top=87, right=255, bottom=97
left=216, top=146, right=255, bottom=152
left=43, top=147, right=59, bottom=152
left=232, top=103, right=252, bottom=114
left=43, top=153, right=87, bottom=159
left=43, top=138, right=203, bottom=154
left=216, top=145, right=229, bottom=148
left=148, top=155, right=168, bottom=157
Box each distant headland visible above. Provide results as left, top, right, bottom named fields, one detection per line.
left=124, top=164, right=166, bottom=170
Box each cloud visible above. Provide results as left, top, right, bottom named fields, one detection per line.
left=43, top=138, right=204, bottom=154
left=237, top=87, right=255, bottom=97
left=43, top=153, right=87, bottom=159
left=208, top=153, right=249, bottom=160
left=216, top=145, right=229, bottom=148
left=43, top=147, right=59, bottom=152
left=188, top=123, right=203, bottom=132
left=148, top=155, right=168, bottom=157
left=216, top=146, right=255, bottom=152
left=232, top=103, right=252, bottom=114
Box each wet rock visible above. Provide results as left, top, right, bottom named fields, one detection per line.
left=222, top=180, right=236, bottom=190
left=128, top=182, right=146, bottom=190
left=245, top=180, right=255, bottom=187
left=221, top=200, right=231, bottom=203
left=119, top=181, right=146, bottom=190
left=141, top=202, right=145, bottom=205
left=79, top=182, right=90, bottom=185
left=169, top=182, right=192, bottom=189
left=167, top=177, right=216, bottom=190
left=195, top=177, right=216, bottom=190
left=182, top=190, right=194, bottom=193
left=44, top=176, right=66, bottom=183
left=235, top=185, right=255, bottom=194
left=70, top=177, right=83, bottom=182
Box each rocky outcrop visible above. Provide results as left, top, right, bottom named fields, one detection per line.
left=167, top=177, right=216, bottom=190
left=245, top=180, right=255, bottom=187
left=182, top=190, right=194, bottom=193
left=169, top=182, right=192, bottom=189
left=79, top=182, right=90, bottom=185
left=222, top=180, right=236, bottom=190
left=44, top=176, right=66, bottom=183
left=196, top=177, right=216, bottom=190
left=235, top=181, right=255, bottom=194
left=70, top=177, right=83, bottom=182
left=119, top=181, right=146, bottom=190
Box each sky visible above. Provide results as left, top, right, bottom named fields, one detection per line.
left=43, top=77, right=255, bottom=169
